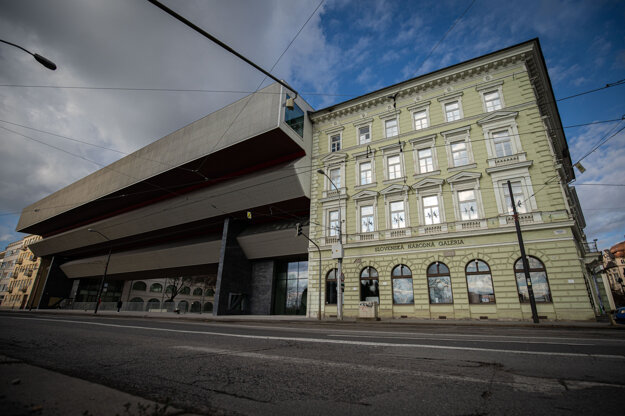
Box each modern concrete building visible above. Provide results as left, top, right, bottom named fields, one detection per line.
left=20, top=83, right=314, bottom=315
left=307, top=39, right=603, bottom=321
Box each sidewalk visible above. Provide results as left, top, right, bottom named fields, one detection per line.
left=0, top=355, right=201, bottom=416
left=4, top=308, right=622, bottom=330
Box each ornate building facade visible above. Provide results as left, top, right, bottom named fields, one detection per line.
left=306, top=39, right=601, bottom=321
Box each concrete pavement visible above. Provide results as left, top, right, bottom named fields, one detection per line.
left=2, top=307, right=621, bottom=329
left=0, top=355, right=201, bottom=416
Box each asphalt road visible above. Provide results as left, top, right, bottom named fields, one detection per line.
left=1, top=312, right=624, bottom=415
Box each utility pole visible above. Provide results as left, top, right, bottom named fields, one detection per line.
left=296, top=223, right=322, bottom=320
left=507, top=180, right=539, bottom=323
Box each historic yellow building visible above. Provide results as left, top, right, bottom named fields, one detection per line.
left=306, top=39, right=601, bottom=321
left=1, top=235, right=42, bottom=309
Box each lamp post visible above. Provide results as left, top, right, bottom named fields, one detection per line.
left=0, top=39, right=57, bottom=70
left=296, top=223, right=322, bottom=320
left=317, top=169, right=343, bottom=320
left=88, top=228, right=112, bottom=315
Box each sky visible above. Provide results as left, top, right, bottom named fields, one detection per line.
left=0, top=0, right=624, bottom=250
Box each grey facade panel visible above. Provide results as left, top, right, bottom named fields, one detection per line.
left=29, top=161, right=307, bottom=257
left=18, top=83, right=312, bottom=232
left=60, top=239, right=223, bottom=279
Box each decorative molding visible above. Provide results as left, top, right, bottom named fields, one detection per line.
left=353, top=117, right=374, bottom=127
left=321, top=152, right=348, bottom=164
left=475, top=79, right=504, bottom=92
left=448, top=162, right=477, bottom=172
left=378, top=109, right=401, bottom=120
left=477, top=111, right=519, bottom=126
left=409, top=134, right=437, bottom=146
left=352, top=190, right=379, bottom=200
left=406, top=100, right=431, bottom=112
left=412, top=177, right=444, bottom=190
left=440, top=124, right=471, bottom=138
left=380, top=184, right=410, bottom=195
left=446, top=171, right=482, bottom=184
left=437, top=91, right=464, bottom=102
left=324, top=125, right=344, bottom=135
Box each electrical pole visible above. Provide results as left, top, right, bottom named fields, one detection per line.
left=296, top=223, right=323, bottom=320
left=507, top=180, right=539, bottom=323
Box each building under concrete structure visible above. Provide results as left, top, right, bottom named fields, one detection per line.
left=19, top=83, right=314, bottom=316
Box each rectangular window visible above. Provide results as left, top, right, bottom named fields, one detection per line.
left=484, top=90, right=502, bottom=112
left=360, top=206, right=374, bottom=233
left=329, top=167, right=341, bottom=190
left=284, top=95, right=304, bottom=137
left=390, top=201, right=406, bottom=229
left=329, top=210, right=339, bottom=236
left=413, top=110, right=428, bottom=130
left=387, top=155, right=402, bottom=180
left=423, top=195, right=441, bottom=225
left=358, top=126, right=371, bottom=144
left=330, top=134, right=341, bottom=152
left=385, top=118, right=398, bottom=137
left=458, top=190, right=478, bottom=220
left=451, top=141, right=469, bottom=166
left=503, top=181, right=527, bottom=214
left=418, top=148, right=434, bottom=173
left=445, top=101, right=461, bottom=121
left=492, top=130, right=513, bottom=157
left=359, top=161, right=372, bottom=185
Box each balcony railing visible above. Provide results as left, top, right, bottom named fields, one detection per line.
left=505, top=213, right=535, bottom=224
left=582, top=241, right=599, bottom=254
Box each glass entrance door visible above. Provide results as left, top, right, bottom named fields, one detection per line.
left=274, top=261, right=308, bottom=315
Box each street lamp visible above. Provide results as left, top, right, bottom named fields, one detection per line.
left=317, top=169, right=343, bottom=320
left=0, top=39, right=57, bottom=70
left=88, top=228, right=112, bottom=314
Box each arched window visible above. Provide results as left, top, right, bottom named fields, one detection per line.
left=180, top=286, right=191, bottom=295
left=163, top=299, right=175, bottom=311
left=514, top=256, right=552, bottom=303
left=360, top=267, right=379, bottom=302
left=203, top=302, right=213, bottom=312
left=190, top=301, right=201, bottom=313
left=193, top=288, right=203, bottom=296
left=146, top=298, right=160, bottom=311
left=465, top=260, right=495, bottom=304
left=392, top=265, right=413, bottom=304
left=132, top=281, right=147, bottom=291
left=427, top=262, right=453, bottom=304
left=128, top=297, right=144, bottom=311
left=178, top=300, right=189, bottom=312
left=205, top=288, right=215, bottom=297
left=165, top=285, right=175, bottom=294
left=326, top=268, right=343, bottom=305
left=149, top=283, right=163, bottom=293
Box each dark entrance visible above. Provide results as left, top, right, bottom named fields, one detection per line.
left=273, top=260, right=308, bottom=315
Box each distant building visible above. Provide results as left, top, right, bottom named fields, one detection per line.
left=603, top=241, right=625, bottom=306
left=0, top=235, right=42, bottom=309
left=118, top=277, right=216, bottom=313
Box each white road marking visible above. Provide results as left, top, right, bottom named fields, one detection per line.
left=173, top=345, right=625, bottom=394
left=326, top=334, right=594, bottom=345
left=4, top=316, right=624, bottom=360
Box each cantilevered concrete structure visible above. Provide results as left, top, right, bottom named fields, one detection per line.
left=20, top=83, right=314, bottom=315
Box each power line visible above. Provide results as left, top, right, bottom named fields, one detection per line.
left=557, top=78, right=625, bottom=102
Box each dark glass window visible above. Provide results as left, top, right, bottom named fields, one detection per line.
left=514, top=256, right=552, bottom=303
left=326, top=268, right=344, bottom=305
left=360, top=267, right=379, bottom=302
left=150, top=283, right=163, bottom=293
left=427, top=262, right=453, bottom=304
left=392, top=265, right=414, bottom=304
left=285, top=95, right=304, bottom=137
left=193, top=288, right=203, bottom=296
left=466, top=260, right=495, bottom=304
left=180, top=286, right=191, bottom=295
left=274, top=261, right=308, bottom=315
left=132, top=281, right=146, bottom=291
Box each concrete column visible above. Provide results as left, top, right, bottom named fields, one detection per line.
left=213, top=218, right=252, bottom=316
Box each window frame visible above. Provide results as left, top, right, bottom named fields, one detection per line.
left=360, top=267, right=379, bottom=302
left=384, top=118, right=399, bottom=138
left=389, top=200, right=406, bottom=230
left=391, top=264, right=414, bottom=305
left=447, top=172, right=485, bottom=224
left=330, top=133, right=341, bottom=152
left=477, top=80, right=505, bottom=113
left=413, top=109, right=429, bottom=131
left=360, top=204, right=375, bottom=233
left=442, top=126, right=474, bottom=170
left=427, top=262, right=454, bottom=304
left=358, top=124, right=371, bottom=145
left=514, top=256, right=552, bottom=303
left=326, top=268, right=343, bottom=305
left=465, top=259, right=496, bottom=304
left=410, top=134, right=439, bottom=177
left=381, top=142, right=405, bottom=183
